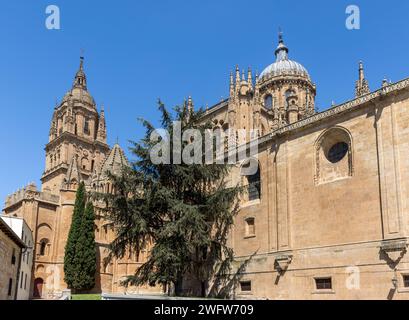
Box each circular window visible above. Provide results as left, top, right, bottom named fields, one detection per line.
left=327, top=142, right=348, bottom=163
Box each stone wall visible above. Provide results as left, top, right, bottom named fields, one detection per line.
left=228, top=83, right=409, bottom=300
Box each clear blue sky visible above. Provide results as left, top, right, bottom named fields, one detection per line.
left=1, top=0, right=408, bottom=202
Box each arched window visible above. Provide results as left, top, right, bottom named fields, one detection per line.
left=81, top=157, right=89, bottom=171
left=247, top=167, right=261, bottom=201
left=241, top=159, right=261, bottom=201
left=264, top=95, right=273, bottom=109
left=285, top=89, right=297, bottom=107
left=315, top=127, right=353, bottom=185
left=39, top=239, right=49, bottom=256
left=84, top=120, right=90, bottom=135
left=285, top=89, right=296, bottom=99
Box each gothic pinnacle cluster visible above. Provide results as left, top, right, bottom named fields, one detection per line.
left=224, top=32, right=316, bottom=140
left=229, top=66, right=255, bottom=98
left=355, top=61, right=370, bottom=97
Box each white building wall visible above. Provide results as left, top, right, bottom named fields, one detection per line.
left=1, top=217, right=34, bottom=300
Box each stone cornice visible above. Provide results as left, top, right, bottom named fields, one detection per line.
left=4, top=191, right=60, bottom=211
left=41, top=163, right=69, bottom=180
left=56, top=103, right=98, bottom=117
left=228, top=77, right=409, bottom=155
left=45, top=132, right=110, bottom=152
left=202, top=99, right=229, bottom=118
left=259, top=75, right=316, bottom=93
left=272, top=77, right=409, bottom=138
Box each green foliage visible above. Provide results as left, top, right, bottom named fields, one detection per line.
left=64, top=182, right=86, bottom=289
left=74, top=201, right=97, bottom=290
left=71, top=294, right=101, bottom=301
left=99, top=100, right=241, bottom=297
left=64, top=182, right=97, bottom=292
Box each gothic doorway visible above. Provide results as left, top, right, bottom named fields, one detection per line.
left=33, top=278, right=44, bottom=298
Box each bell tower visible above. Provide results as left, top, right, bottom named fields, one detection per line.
left=42, top=57, right=110, bottom=194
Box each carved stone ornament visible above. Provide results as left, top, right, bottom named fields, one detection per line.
left=274, top=254, right=293, bottom=273
left=380, top=239, right=408, bottom=263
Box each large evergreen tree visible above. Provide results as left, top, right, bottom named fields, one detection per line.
left=74, top=201, right=97, bottom=291
left=99, top=101, right=241, bottom=297
left=64, top=182, right=97, bottom=292
left=64, top=182, right=86, bottom=289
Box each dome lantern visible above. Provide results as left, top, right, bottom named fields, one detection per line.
left=260, top=32, right=311, bottom=81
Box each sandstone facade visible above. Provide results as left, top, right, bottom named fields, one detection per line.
left=2, top=58, right=160, bottom=298
left=3, top=33, right=409, bottom=299
left=200, top=34, right=409, bottom=300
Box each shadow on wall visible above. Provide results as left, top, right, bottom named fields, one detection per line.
left=207, top=250, right=257, bottom=299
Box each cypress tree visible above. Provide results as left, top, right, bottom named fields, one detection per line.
left=99, top=101, right=241, bottom=297
left=74, top=201, right=97, bottom=291
left=64, top=182, right=86, bottom=290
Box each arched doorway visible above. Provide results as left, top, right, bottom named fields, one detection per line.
left=33, top=278, right=44, bottom=298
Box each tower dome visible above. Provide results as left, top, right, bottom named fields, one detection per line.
left=62, top=56, right=96, bottom=107
left=255, top=32, right=316, bottom=128
left=259, top=33, right=310, bottom=80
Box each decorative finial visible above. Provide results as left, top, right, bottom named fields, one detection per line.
left=74, top=51, right=87, bottom=89
left=247, top=67, right=253, bottom=87
left=188, top=96, right=193, bottom=109
left=278, top=27, right=283, bottom=43
left=79, top=49, right=85, bottom=69
left=382, top=77, right=388, bottom=87
left=275, top=27, right=289, bottom=61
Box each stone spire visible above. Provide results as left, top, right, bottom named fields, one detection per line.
left=73, top=56, right=87, bottom=90
left=229, top=71, right=235, bottom=98
left=355, top=61, right=370, bottom=97
left=235, top=65, right=241, bottom=89
left=97, top=105, right=107, bottom=143
left=184, top=96, right=194, bottom=122
left=62, top=156, right=81, bottom=190
left=247, top=67, right=253, bottom=88
left=187, top=96, right=194, bottom=114
left=49, top=111, right=57, bottom=142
